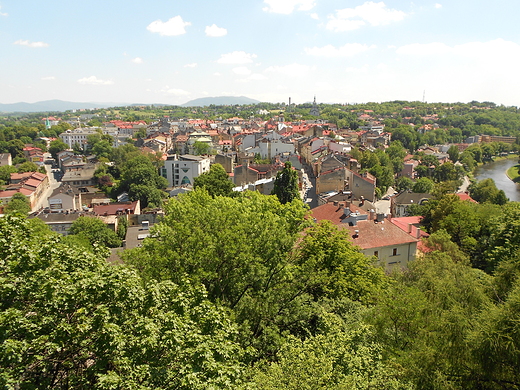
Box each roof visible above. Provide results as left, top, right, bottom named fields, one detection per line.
left=93, top=200, right=139, bottom=216
left=311, top=203, right=419, bottom=250
left=455, top=193, right=477, bottom=203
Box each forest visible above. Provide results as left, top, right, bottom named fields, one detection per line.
left=2, top=100, right=520, bottom=388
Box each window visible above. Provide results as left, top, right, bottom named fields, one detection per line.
left=373, top=251, right=379, bottom=258
left=392, top=248, right=398, bottom=256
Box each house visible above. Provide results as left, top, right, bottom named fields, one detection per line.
left=161, top=154, right=211, bottom=187
left=34, top=212, right=82, bottom=235
left=311, top=202, right=420, bottom=271
left=0, top=172, right=49, bottom=212
left=48, top=185, right=82, bottom=211
left=0, top=153, right=12, bottom=167
left=233, top=163, right=282, bottom=186
left=59, top=128, right=100, bottom=149
left=61, top=166, right=97, bottom=187
left=391, top=192, right=433, bottom=217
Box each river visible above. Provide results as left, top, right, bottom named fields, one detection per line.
left=474, top=158, right=520, bottom=202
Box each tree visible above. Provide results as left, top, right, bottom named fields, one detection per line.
left=0, top=215, right=244, bottom=389
left=69, top=216, right=122, bottom=248
left=272, top=161, right=300, bottom=204
left=395, top=176, right=414, bottom=192
left=469, top=178, right=508, bottom=205
left=193, top=163, right=234, bottom=197
left=193, top=140, right=211, bottom=155
left=16, top=161, right=39, bottom=173
left=412, top=177, right=435, bottom=193
left=3, top=192, right=31, bottom=215
left=48, top=139, right=68, bottom=159
left=447, top=144, right=460, bottom=162
left=123, top=189, right=310, bottom=357
left=117, top=155, right=168, bottom=208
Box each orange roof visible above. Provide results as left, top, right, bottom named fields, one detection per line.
left=311, top=203, right=418, bottom=250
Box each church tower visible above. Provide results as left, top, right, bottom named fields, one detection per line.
left=310, top=96, right=320, bottom=117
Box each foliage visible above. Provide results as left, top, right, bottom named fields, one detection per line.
left=69, top=216, right=122, bottom=248
left=0, top=215, right=245, bottom=389
left=469, top=178, right=508, bottom=205
left=3, top=192, right=31, bottom=215
left=117, top=154, right=168, bottom=208
left=412, top=177, right=435, bottom=193
left=48, top=139, right=68, bottom=160
left=295, top=221, right=386, bottom=303
left=193, top=163, right=234, bottom=197
left=192, top=140, right=211, bottom=155
left=271, top=161, right=300, bottom=204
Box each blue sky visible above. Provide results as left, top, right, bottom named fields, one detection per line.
left=1, top=0, right=520, bottom=106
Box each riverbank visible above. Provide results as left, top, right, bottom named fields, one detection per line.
left=474, top=157, right=520, bottom=202
left=506, top=163, right=520, bottom=182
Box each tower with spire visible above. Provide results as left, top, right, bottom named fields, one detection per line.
left=310, top=96, right=320, bottom=117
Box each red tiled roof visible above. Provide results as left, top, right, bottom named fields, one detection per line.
left=93, top=201, right=139, bottom=216
left=311, top=203, right=418, bottom=250
left=456, top=193, right=477, bottom=203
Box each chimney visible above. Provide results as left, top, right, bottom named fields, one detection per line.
left=333, top=201, right=338, bottom=207
left=369, top=209, right=375, bottom=221
left=415, top=227, right=422, bottom=239
left=408, top=223, right=413, bottom=233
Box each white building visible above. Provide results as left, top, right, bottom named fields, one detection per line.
left=59, top=128, right=100, bottom=149
left=161, top=154, right=211, bottom=187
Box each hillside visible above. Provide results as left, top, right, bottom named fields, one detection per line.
left=0, top=100, right=129, bottom=113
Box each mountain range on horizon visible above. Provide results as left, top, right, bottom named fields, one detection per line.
left=0, top=96, right=263, bottom=113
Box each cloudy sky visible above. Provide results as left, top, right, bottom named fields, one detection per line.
left=1, top=0, right=520, bottom=106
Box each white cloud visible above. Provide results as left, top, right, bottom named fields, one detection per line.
left=184, top=63, right=198, bottom=68
left=0, top=6, right=7, bottom=16
left=263, top=0, right=315, bottom=14
left=132, top=57, right=143, bottom=64
left=435, top=3, right=442, bottom=9
left=237, top=73, right=269, bottom=83
left=305, top=43, right=375, bottom=57
left=14, top=39, right=49, bottom=48
left=265, top=63, right=313, bottom=78
left=248, top=74, right=268, bottom=81
left=232, top=67, right=252, bottom=76
left=396, top=42, right=451, bottom=56
left=163, top=88, right=190, bottom=96
left=214, top=72, right=221, bottom=76
left=41, top=76, right=55, bottom=80
left=147, top=16, right=191, bottom=36
left=77, top=76, right=114, bottom=85
left=310, top=13, right=319, bottom=20
left=205, top=24, right=227, bottom=37
left=217, top=51, right=257, bottom=64
left=327, top=2, right=407, bottom=32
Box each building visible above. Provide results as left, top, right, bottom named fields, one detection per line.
left=391, top=192, right=433, bottom=217
left=161, top=154, right=211, bottom=187
left=311, top=202, right=420, bottom=271
left=59, top=128, right=100, bottom=149
left=0, top=153, right=12, bottom=167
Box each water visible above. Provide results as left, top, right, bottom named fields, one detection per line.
left=474, top=158, right=520, bottom=202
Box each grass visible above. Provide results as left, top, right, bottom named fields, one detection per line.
left=506, top=163, right=520, bottom=183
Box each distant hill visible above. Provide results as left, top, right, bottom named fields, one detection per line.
left=180, top=96, right=260, bottom=107
left=0, top=100, right=130, bottom=113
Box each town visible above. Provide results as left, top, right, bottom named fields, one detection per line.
left=0, top=100, right=516, bottom=268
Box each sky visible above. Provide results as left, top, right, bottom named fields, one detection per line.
left=1, top=0, right=520, bottom=107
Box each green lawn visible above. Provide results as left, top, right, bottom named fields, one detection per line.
left=507, top=163, right=520, bottom=183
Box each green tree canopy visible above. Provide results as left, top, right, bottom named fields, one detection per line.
left=272, top=161, right=300, bottom=204
left=3, top=192, right=31, bottom=215
left=193, top=163, right=234, bottom=197
left=69, top=216, right=122, bottom=248
left=0, top=215, right=244, bottom=389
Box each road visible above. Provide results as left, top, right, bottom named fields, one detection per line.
left=34, top=154, right=62, bottom=211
